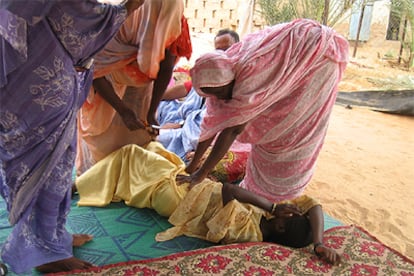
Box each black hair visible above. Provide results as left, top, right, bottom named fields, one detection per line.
left=266, top=215, right=313, bottom=248
left=215, top=28, right=240, bottom=42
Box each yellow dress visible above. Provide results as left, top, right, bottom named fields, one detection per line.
left=156, top=182, right=319, bottom=244
left=76, top=142, right=319, bottom=244
left=156, top=179, right=267, bottom=244
left=76, top=142, right=188, bottom=217
left=76, top=142, right=266, bottom=242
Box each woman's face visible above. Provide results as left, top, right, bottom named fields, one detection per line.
left=200, top=80, right=235, bottom=102
left=214, top=33, right=236, bottom=51
left=270, top=217, right=287, bottom=233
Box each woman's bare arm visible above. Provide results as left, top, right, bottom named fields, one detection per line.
left=162, top=83, right=188, bottom=100
left=93, top=77, right=145, bottom=130
left=308, top=206, right=341, bottom=264
left=221, top=183, right=273, bottom=211
left=177, top=123, right=246, bottom=187
left=147, top=49, right=177, bottom=126
left=221, top=184, right=301, bottom=217
left=185, top=136, right=215, bottom=174
left=197, top=123, right=246, bottom=177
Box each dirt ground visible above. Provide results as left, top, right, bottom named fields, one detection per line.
left=307, top=30, right=414, bottom=259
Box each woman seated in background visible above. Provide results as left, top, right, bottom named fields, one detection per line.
left=156, top=28, right=241, bottom=164
left=75, top=143, right=341, bottom=265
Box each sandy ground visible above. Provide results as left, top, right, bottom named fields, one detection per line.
left=187, top=31, right=414, bottom=259
left=311, top=43, right=414, bottom=259
left=308, top=106, right=414, bottom=259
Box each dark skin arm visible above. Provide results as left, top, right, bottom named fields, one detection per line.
left=308, top=205, right=341, bottom=265
left=93, top=49, right=175, bottom=131
left=222, top=183, right=273, bottom=211
left=176, top=123, right=247, bottom=187
left=185, top=136, right=215, bottom=174
left=147, top=49, right=177, bottom=126
left=221, top=184, right=301, bottom=217
left=93, top=78, right=145, bottom=130
left=89, top=0, right=147, bottom=130
left=222, top=184, right=340, bottom=264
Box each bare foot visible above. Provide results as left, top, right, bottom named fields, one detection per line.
left=36, top=257, right=94, bottom=273
left=35, top=234, right=94, bottom=273
left=72, top=234, right=93, bottom=247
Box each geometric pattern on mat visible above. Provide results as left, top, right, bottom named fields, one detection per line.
left=68, top=197, right=214, bottom=264
left=52, top=225, right=414, bottom=276
left=0, top=195, right=345, bottom=276
left=0, top=194, right=342, bottom=275
left=0, top=196, right=213, bottom=276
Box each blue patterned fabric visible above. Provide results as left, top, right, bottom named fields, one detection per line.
left=0, top=1, right=126, bottom=273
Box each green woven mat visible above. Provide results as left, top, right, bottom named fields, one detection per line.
left=0, top=195, right=341, bottom=275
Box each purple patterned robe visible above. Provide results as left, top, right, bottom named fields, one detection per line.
left=0, top=0, right=126, bottom=273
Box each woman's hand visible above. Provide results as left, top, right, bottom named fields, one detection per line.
left=272, top=204, right=302, bottom=218
left=176, top=170, right=206, bottom=189
left=119, top=107, right=145, bottom=130
left=314, top=244, right=341, bottom=265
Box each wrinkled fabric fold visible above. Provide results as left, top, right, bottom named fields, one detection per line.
left=191, top=19, right=349, bottom=201
left=77, top=142, right=187, bottom=217
left=77, top=0, right=191, bottom=174
left=0, top=9, right=27, bottom=87
left=0, top=1, right=126, bottom=273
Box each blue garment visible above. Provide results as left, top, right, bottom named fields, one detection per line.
left=0, top=1, right=126, bottom=273
left=157, top=99, right=183, bottom=126
left=157, top=88, right=205, bottom=161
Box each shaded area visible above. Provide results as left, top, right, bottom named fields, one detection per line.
left=335, top=90, right=414, bottom=116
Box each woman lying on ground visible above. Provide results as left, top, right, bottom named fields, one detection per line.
left=75, top=143, right=340, bottom=265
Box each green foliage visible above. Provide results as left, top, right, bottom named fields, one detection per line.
left=257, top=0, right=351, bottom=27
left=258, top=0, right=413, bottom=68
left=391, top=0, right=414, bottom=67
left=257, top=0, right=295, bottom=25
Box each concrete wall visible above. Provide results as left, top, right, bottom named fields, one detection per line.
left=183, top=0, right=265, bottom=35
left=184, top=0, right=393, bottom=41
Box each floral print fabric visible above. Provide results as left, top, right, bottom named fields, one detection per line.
left=56, top=226, right=414, bottom=276
left=0, top=1, right=126, bottom=273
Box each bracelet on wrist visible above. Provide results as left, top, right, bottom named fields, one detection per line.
left=270, top=203, right=277, bottom=213
left=314, top=242, right=324, bottom=257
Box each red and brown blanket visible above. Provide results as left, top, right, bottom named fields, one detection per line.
left=52, top=225, right=414, bottom=275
